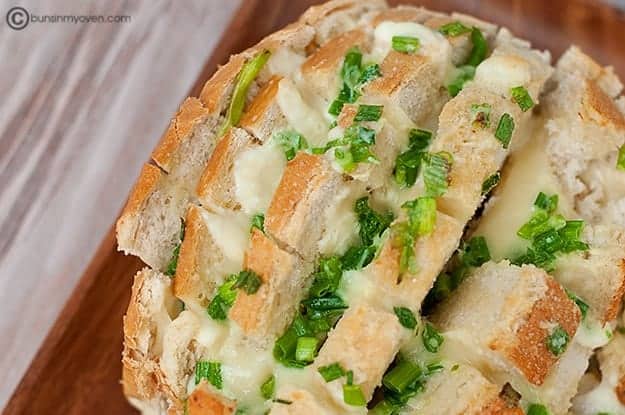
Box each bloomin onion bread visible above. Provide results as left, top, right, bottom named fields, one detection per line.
left=115, top=1, right=625, bottom=414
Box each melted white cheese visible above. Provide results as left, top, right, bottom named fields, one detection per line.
left=266, top=47, right=306, bottom=78
left=575, top=319, right=615, bottom=349
left=318, top=184, right=363, bottom=256
left=199, top=209, right=249, bottom=276
left=474, top=54, right=532, bottom=95
left=276, top=77, right=329, bottom=146
left=234, top=141, right=286, bottom=215
left=472, top=124, right=575, bottom=261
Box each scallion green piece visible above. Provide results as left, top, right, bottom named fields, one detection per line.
left=195, top=361, right=223, bottom=389
left=510, top=86, right=535, bottom=112
left=273, top=130, right=308, bottom=161
left=393, top=307, right=417, bottom=329
left=566, top=289, right=589, bottom=320
left=481, top=172, right=500, bottom=195
left=260, top=375, right=275, bottom=399
left=617, top=145, right=625, bottom=171
left=527, top=403, right=551, bottom=415
left=382, top=360, right=422, bottom=394
left=354, top=104, right=383, bottom=122
left=423, top=152, right=453, bottom=197
left=219, top=50, right=271, bottom=136
left=546, top=325, right=569, bottom=356
left=392, top=35, right=420, bottom=54
left=439, top=21, right=471, bottom=37
left=295, top=337, right=319, bottom=362
left=494, top=113, right=515, bottom=148
left=343, top=383, right=367, bottom=406
left=233, top=270, right=262, bottom=294
left=422, top=322, right=444, bottom=353
left=318, top=362, right=346, bottom=382
left=250, top=213, right=265, bottom=233
left=165, top=221, right=186, bottom=277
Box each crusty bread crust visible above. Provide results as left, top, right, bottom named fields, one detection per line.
left=152, top=98, right=211, bottom=173
left=187, top=382, right=236, bottom=415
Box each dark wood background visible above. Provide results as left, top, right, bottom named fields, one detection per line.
left=4, top=0, right=624, bottom=413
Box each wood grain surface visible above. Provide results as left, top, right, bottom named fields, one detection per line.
left=3, top=0, right=625, bottom=413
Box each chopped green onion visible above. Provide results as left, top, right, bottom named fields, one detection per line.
left=394, top=307, right=417, bottom=329
left=341, top=245, right=376, bottom=270
left=302, top=295, right=348, bottom=311
left=461, top=236, right=491, bottom=267
left=355, top=197, right=394, bottom=246
left=439, top=21, right=472, bottom=37
left=273, top=327, right=307, bottom=368
left=546, top=325, right=569, bottom=356
left=422, top=323, right=444, bottom=353
left=360, top=63, right=382, bottom=84
left=219, top=51, right=271, bottom=135
left=165, top=221, right=186, bottom=277
left=447, top=65, right=475, bottom=97
left=318, top=362, right=346, bottom=382
left=195, top=361, right=223, bottom=389
left=510, top=86, right=535, bottom=112
left=566, top=290, right=589, bottom=320
left=494, top=113, right=515, bottom=148
left=409, top=128, right=433, bottom=150
left=392, top=36, right=420, bottom=54
left=274, top=131, right=308, bottom=161
left=308, top=256, right=343, bottom=298
left=354, top=104, right=383, bottom=122
left=329, top=48, right=381, bottom=116
left=250, top=213, right=265, bottom=233
left=527, top=403, right=551, bottom=415
left=394, top=129, right=432, bottom=188
left=382, top=360, right=422, bottom=394
left=470, top=103, right=492, bottom=129
left=343, top=384, right=367, bottom=406
left=295, top=337, right=319, bottom=362
left=207, top=275, right=238, bottom=320
left=402, top=197, right=437, bottom=237
left=423, top=152, right=453, bottom=197
left=233, top=270, right=262, bottom=294
left=394, top=148, right=423, bottom=188
left=617, top=145, right=625, bottom=171
left=534, top=192, right=558, bottom=213
left=260, top=375, right=275, bottom=399
left=481, top=172, right=501, bottom=195
left=466, top=27, right=488, bottom=67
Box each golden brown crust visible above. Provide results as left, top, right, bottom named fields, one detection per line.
left=229, top=229, right=302, bottom=336
left=496, top=277, right=581, bottom=386
left=480, top=397, right=524, bottom=415
left=365, top=50, right=428, bottom=96
left=118, top=163, right=162, bottom=220
left=617, top=373, right=625, bottom=405
left=265, top=153, right=327, bottom=243
left=173, top=205, right=205, bottom=303
left=152, top=97, right=210, bottom=172
left=337, top=103, right=358, bottom=128
left=239, top=75, right=282, bottom=129
left=603, top=259, right=625, bottom=322
left=300, top=0, right=382, bottom=25
left=187, top=382, right=236, bottom=415
left=371, top=7, right=429, bottom=26
left=583, top=79, right=625, bottom=129
left=301, top=29, right=366, bottom=74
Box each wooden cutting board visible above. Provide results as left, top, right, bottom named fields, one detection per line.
left=4, top=0, right=624, bottom=413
